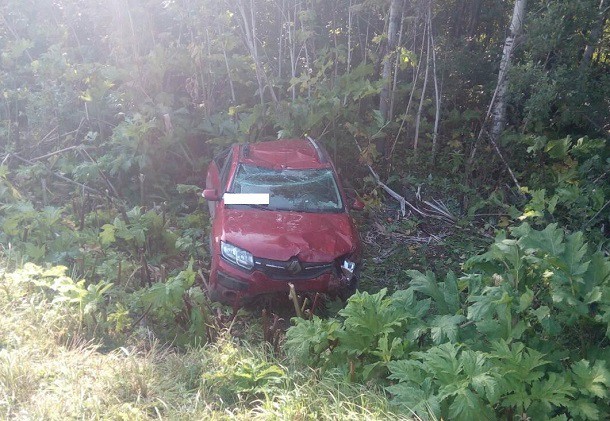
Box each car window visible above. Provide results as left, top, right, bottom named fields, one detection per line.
left=218, top=148, right=234, bottom=193
left=229, top=165, right=343, bottom=212
left=213, top=147, right=231, bottom=168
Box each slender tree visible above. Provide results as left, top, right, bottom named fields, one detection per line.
left=379, top=0, right=404, bottom=122
left=489, top=0, right=527, bottom=144
left=581, top=0, right=609, bottom=68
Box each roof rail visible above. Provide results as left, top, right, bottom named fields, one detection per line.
left=240, top=142, right=250, bottom=159
left=306, top=136, right=327, bottom=163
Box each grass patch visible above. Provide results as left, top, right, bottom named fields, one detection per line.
left=0, top=263, right=408, bottom=420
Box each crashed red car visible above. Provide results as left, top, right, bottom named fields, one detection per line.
left=202, top=138, right=363, bottom=304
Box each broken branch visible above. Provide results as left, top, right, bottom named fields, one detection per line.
left=353, top=139, right=425, bottom=218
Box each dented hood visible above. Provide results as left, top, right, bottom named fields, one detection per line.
left=221, top=209, right=357, bottom=262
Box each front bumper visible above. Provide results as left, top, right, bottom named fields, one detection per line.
left=208, top=257, right=352, bottom=304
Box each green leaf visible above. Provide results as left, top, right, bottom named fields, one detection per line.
left=571, top=360, right=610, bottom=399
left=285, top=316, right=340, bottom=363
left=516, top=223, right=565, bottom=257
left=413, top=343, right=462, bottom=385
left=429, top=315, right=466, bottom=344
left=386, top=379, right=441, bottom=420
left=99, top=224, right=116, bottom=245
left=529, top=373, right=575, bottom=408
left=557, top=231, right=589, bottom=277
left=518, top=288, right=534, bottom=312
left=388, top=359, right=427, bottom=384
left=448, top=388, right=490, bottom=421
left=583, top=252, right=610, bottom=292
left=406, top=270, right=460, bottom=314
left=570, top=398, right=601, bottom=420
left=337, top=289, right=406, bottom=356
left=545, top=136, right=571, bottom=159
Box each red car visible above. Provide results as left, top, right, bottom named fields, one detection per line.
left=203, top=138, right=363, bottom=304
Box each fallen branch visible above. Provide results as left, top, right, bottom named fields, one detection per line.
left=353, top=139, right=425, bottom=218
left=79, top=148, right=123, bottom=200
left=31, top=145, right=89, bottom=161
left=421, top=199, right=457, bottom=223
left=583, top=198, right=610, bottom=229
left=489, top=136, right=523, bottom=193
left=10, top=154, right=100, bottom=195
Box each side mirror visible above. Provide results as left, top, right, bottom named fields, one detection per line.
left=351, top=198, right=365, bottom=211
left=203, top=189, right=220, bottom=201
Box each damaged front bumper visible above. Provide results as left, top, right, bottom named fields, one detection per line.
left=209, top=256, right=359, bottom=304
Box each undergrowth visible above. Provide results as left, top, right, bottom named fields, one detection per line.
left=286, top=222, right=610, bottom=420
left=0, top=262, right=404, bottom=420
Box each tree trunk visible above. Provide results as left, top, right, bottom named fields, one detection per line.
left=581, top=0, right=608, bottom=69
left=379, top=0, right=404, bottom=122
left=235, top=0, right=278, bottom=107
left=389, top=6, right=405, bottom=119
left=390, top=11, right=426, bottom=160
left=429, top=10, right=442, bottom=164
left=343, top=0, right=353, bottom=106
left=413, top=17, right=430, bottom=153
left=489, top=0, right=527, bottom=144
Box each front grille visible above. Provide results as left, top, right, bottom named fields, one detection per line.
left=254, top=257, right=335, bottom=281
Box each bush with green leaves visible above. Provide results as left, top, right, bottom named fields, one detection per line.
left=138, top=262, right=213, bottom=346
left=0, top=202, right=82, bottom=264
left=0, top=263, right=114, bottom=338
left=201, top=338, right=287, bottom=406
left=517, top=135, right=609, bottom=242
left=285, top=222, right=610, bottom=419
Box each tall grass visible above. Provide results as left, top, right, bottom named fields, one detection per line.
left=0, top=263, right=408, bottom=420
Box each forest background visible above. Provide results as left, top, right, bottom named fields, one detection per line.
left=1, top=0, right=610, bottom=419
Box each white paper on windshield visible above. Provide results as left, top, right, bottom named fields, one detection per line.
left=223, top=193, right=270, bottom=205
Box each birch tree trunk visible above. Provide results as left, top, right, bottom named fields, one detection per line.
left=235, top=0, right=278, bottom=107
left=489, top=0, right=527, bottom=144
left=379, top=0, right=404, bottom=122
left=429, top=11, right=442, bottom=163
left=389, top=13, right=426, bottom=160
left=389, top=7, right=405, bottom=119
left=413, top=18, right=430, bottom=152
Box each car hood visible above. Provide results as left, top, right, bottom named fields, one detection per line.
left=221, top=209, right=357, bottom=262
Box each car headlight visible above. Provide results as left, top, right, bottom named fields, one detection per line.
left=341, top=259, right=356, bottom=280
left=221, top=241, right=254, bottom=270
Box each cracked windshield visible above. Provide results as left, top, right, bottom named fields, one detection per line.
left=230, top=165, right=343, bottom=212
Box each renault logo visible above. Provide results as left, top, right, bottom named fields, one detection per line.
left=286, top=259, right=302, bottom=275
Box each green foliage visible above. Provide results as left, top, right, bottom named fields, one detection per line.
left=464, top=223, right=610, bottom=346
left=98, top=207, right=176, bottom=259
left=1, top=0, right=609, bottom=417
left=139, top=262, right=211, bottom=345
left=517, top=135, right=609, bottom=241
left=202, top=340, right=288, bottom=404
left=1, top=263, right=113, bottom=335
left=387, top=344, right=497, bottom=420
left=286, top=288, right=430, bottom=382
left=0, top=202, right=81, bottom=264
left=286, top=222, right=610, bottom=419
left=0, top=282, right=403, bottom=420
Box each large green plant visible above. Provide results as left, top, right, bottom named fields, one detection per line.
left=285, top=222, right=610, bottom=419
left=516, top=135, right=609, bottom=242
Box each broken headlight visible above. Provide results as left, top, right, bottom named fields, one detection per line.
left=341, top=259, right=356, bottom=280
left=221, top=241, right=254, bottom=270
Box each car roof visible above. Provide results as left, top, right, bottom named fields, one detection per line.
left=238, top=139, right=332, bottom=170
